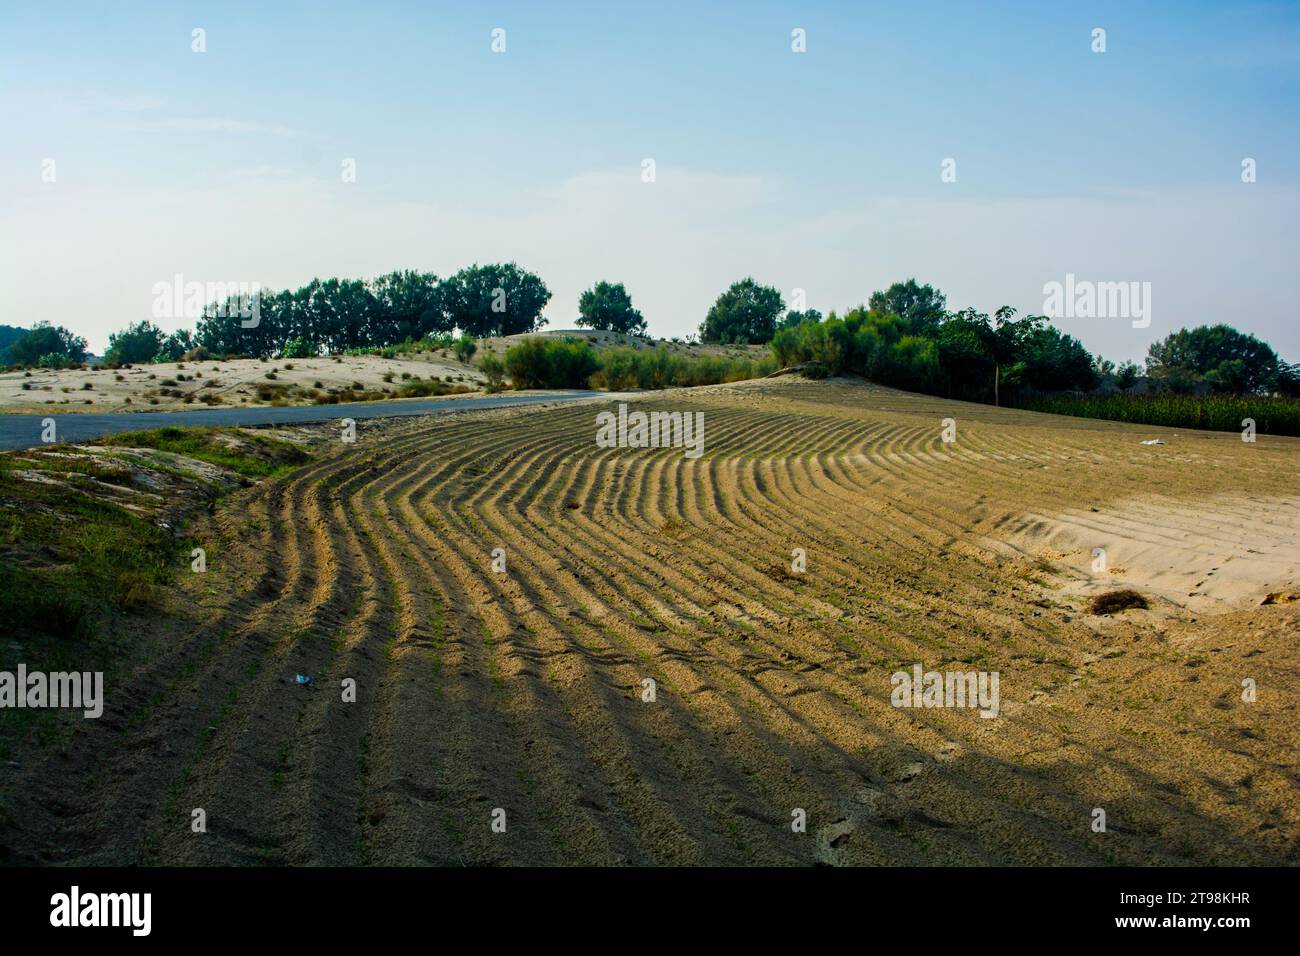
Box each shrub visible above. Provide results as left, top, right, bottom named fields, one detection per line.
left=1088, top=590, right=1149, bottom=615
left=588, top=345, right=775, bottom=390
left=282, top=338, right=316, bottom=359
left=502, top=337, right=598, bottom=389
left=396, top=378, right=474, bottom=398
left=479, top=353, right=506, bottom=392
left=453, top=335, right=478, bottom=363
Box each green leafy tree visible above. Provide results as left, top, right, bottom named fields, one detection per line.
left=105, top=320, right=166, bottom=364
left=943, top=306, right=1046, bottom=405
left=868, top=279, right=948, bottom=331
left=159, top=328, right=195, bottom=361
left=933, top=316, right=993, bottom=400
left=577, top=281, right=646, bottom=335
left=369, top=270, right=445, bottom=344
left=699, top=278, right=784, bottom=344
left=1276, top=362, right=1300, bottom=397
left=0, top=325, right=28, bottom=364
left=442, top=263, right=551, bottom=337
left=987, top=307, right=1048, bottom=406
left=196, top=288, right=278, bottom=357
left=1018, top=326, right=1099, bottom=393
left=8, top=322, right=88, bottom=367
left=1115, top=361, right=1141, bottom=391
left=1146, top=324, right=1279, bottom=394
left=778, top=308, right=822, bottom=330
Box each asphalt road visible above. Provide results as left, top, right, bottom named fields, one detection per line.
left=0, top=390, right=623, bottom=451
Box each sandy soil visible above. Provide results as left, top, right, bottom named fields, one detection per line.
left=2, top=377, right=1297, bottom=865
left=996, top=496, right=1300, bottom=616
left=0, top=332, right=765, bottom=413
left=0, top=352, right=484, bottom=413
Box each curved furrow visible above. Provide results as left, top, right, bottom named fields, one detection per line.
left=477, top=447, right=821, bottom=861
left=456, top=437, right=773, bottom=862
left=390, top=456, right=640, bottom=864
left=151, top=467, right=353, bottom=863
left=92, top=457, right=353, bottom=864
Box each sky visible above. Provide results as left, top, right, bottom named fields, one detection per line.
left=2, top=0, right=1297, bottom=360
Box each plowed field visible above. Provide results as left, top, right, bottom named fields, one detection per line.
left=6, top=378, right=1298, bottom=865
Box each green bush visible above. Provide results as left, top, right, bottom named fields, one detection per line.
left=479, top=352, right=506, bottom=392
left=105, top=320, right=166, bottom=365
left=340, top=333, right=455, bottom=359
left=503, top=337, right=599, bottom=388
left=396, top=378, right=472, bottom=398
left=771, top=311, right=938, bottom=390
left=588, top=345, right=774, bottom=389
left=453, top=335, right=478, bottom=363
left=8, top=322, right=87, bottom=367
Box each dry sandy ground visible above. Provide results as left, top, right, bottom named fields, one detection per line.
left=0, top=331, right=765, bottom=414
left=2, top=377, right=1297, bottom=865
left=0, top=352, right=484, bottom=413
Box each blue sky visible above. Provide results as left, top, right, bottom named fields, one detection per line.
left=2, top=0, right=1297, bottom=359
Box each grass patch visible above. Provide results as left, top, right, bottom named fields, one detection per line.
left=98, top=426, right=311, bottom=477
left=0, top=465, right=187, bottom=753
left=0, top=474, right=182, bottom=640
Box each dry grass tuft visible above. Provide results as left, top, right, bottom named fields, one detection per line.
left=1088, top=589, right=1149, bottom=615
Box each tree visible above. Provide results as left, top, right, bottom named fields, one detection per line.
left=576, top=281, right=646, bottom=335
left=945, top=306, right=1046, bottom=405
left=987, top=307, right=1048, bottom=406
left=699, top=278, right=784, bottom=344
left=0, top=325, right=28, bottom=364
left=369, top=270, right=444, bottom=344
left=196, top=287, right=280, bottom=358
left=8, top=322, right=88, bottom=367
left=1018, top=326, right=1099, bottom=393
left=1146, top=324, right=1279, bottom=394
left=778, top=309, right=822, bottom=330
left=442, top=263, right=551, bottom=337
left=160, top=328, right=195, bottom=361
left=933, top=316, right=993, bottom=400
left=1115, top=361, right=1141, bottom=391
left=1276, top=362, right=1300, bottom=397
left=105, top=320, right=166, bottom=365
left=868, top=279, right=947, bottom=331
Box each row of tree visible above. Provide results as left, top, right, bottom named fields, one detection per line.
left=1, top=322, right=89, bottom=368
left=7, top=272, right=1297, bottom=405
left=191, top=264, right=552, bottom=358
left=4, top=269, right=644, bottom=369
left=766, top=278, right=1298, bottom=403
